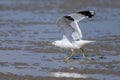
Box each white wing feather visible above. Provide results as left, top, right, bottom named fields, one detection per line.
left=70, top=21, right=82, bottom=40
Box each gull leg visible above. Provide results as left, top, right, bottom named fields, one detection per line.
left=65, top=49, right=74, bottom=61
left=80, top=48, right=87, bottom=60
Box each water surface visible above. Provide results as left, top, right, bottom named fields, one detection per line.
left=0, top=0, right=120, bottom=80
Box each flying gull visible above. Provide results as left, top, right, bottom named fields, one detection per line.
left=49, top=11, right=96, bottom=61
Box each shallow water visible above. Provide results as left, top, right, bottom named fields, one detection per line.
left=0, top=0, right=120, bottom=80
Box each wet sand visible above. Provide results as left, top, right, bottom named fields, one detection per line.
left=0, top=0, right=120, bottom=80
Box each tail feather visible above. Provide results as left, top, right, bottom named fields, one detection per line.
left=76, top=40, right=96, bottom=47
left=81, top=40, right=96, bottom=43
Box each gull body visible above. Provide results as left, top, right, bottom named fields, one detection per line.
left=53, top=39, right=95, bottom=50
left=50, top=11, right=96, bottom=60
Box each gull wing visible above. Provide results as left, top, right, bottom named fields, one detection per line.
left=69, top=11, right=95, bottom=22
left=56, top=11, right=95, bottom=41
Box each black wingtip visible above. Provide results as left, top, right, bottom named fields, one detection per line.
left=77, top=11, right=95, bottom=18
left=64, top=16, right=74, bottom=21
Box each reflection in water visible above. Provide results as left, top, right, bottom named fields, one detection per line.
left=51, top=72, right=87, bottom=78
left=67, top=59, right=89, bottom=70
left=50, top=72, right=120, bottom=80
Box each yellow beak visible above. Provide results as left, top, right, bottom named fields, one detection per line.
left=48, top=42, right=54, bottom=46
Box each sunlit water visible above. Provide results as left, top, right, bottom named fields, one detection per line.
left=0, top=0, right=120, bottom=80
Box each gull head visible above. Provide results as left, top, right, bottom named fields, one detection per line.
left=48, top=41, right=61, bottom=47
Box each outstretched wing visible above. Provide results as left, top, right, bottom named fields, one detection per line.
left=69, top=11, right=95, bottom=22
left=57, top=11, right=95, bottom=41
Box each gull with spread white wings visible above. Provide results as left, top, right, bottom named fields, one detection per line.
left=49, top=11, right=96, bottom=61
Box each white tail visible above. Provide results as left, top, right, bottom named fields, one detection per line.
left=76, top=40, right=96, bottom=47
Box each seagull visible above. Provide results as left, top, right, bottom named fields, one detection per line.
left=48, top=11, right=96, bottom=61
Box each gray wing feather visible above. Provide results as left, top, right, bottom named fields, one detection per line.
left=57, top=17, right=82, bottom=41
left=56, top=11, right=95, bottom=42
left=69, top=13, right=87, bottom=22
left=57, top=17, right=74, bottom=41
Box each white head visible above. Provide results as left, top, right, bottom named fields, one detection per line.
left=48, top=40, right=62, bottom=47
left=51, top=41, right=62, bottom=47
